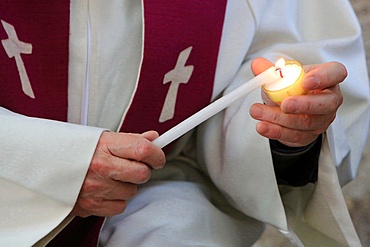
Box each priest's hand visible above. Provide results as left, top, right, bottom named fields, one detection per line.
left=249, top=57, right=345, bottom=147
left=71, top=131, right=166, bottom=217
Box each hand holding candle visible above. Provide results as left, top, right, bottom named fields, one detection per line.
left=153, top=57, right=345, bottom=148
left=250, top=58, right=346, bottom=147
left=262, top=59, right=306, bottom=105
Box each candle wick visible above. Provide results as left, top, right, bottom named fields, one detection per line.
left=275, top=68, right=284, bottom=78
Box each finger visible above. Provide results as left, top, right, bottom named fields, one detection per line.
left=72, top=199, right=127, bottom=217
left=109, top=182, right=138, bottom=200
left=251, top=57, right=274, bottom=76
left=281, top=85, right=343, bottom=114
left=107, top=132, right=166, bottom=169
left=250, top=103, right=333, bottom=131
left=82, top=173, right=138, bottom=199
left=140, top=130, right=160, bottom=141
left=108, top=158, right=152, bottom=184
left=255, top=121, right=319, bottom=147
left=303, top=62, right=347, bottom=90
left=90, top=148, right=153, bottom=184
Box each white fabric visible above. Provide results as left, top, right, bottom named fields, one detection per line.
left=0, top=0, right=369, bottom=246
left=67, top=0, right=143, bottom=130
left=101, top=180, right=265, bottom=247
left=0, top=109, right=104, bottom=246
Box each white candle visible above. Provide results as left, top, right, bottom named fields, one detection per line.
left=263, top=59, right=303, bottom=91
left=262, top=59, right=306, bottom=105
left=153, top=66, right=281, bottom=148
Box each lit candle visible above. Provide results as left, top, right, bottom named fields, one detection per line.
left=153, top=59, right=305, bottom=148
left=262, top=59, right=306, bottom=105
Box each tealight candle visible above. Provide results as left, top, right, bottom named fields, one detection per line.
left=153, top=58, right=306, bottom=148
left=262, top=59, right=306, bottom=105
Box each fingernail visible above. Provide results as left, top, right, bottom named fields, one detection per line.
left=304, top=76, right=318, bottom=89
left=157, top=163, right=165, bottom=170
left=284, top=99, right=298, bottom=113
left=250, top=104, right=264, bottom=119
left=257, top=122, right=269, bottom=135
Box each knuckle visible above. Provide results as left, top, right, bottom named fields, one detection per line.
left=328, top=101, right=338, bottom=114
left=271, top=126, right=283, bottom=140
left=82, top=177, right=104, bottom=195
left=305, top=101, right=316, bottom=113
left=78, top=197, right=100, bottom=212
left=300, top=114, right=311, bottom=129
left=137, top=166, right=151, bottom=183
left=83, top=182, right=98, bottom=194
left=90, top=155, right=110, bottom=174
left=272, top=111, right=280, bottom=122
left=89, top=155, right=102, bottom=169
left=330, top=113, right=337, bottom=123
left=134, top=139, right=152, bottom=160
left=339, top=95, right=344, bottom=106
left=337, top=90, right=344, bottom=106
left=292, top=131, right=304, bottom=143
left=325, top=113, right=336, bottom=127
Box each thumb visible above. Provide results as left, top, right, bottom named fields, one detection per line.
left=141, top=130, right=160, bottom=141
left=252, top=57, right=279, bottom=106
left=251, top=57, right=274, bottom=76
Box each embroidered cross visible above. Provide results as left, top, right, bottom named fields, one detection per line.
left=1, top=20, right=35, bottom=99
left=159, top=46, right=194, bottom=123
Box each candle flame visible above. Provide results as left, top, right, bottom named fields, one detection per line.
left=275, top=58, right=285, bottom=78
left=275, top=58, right=285, bottom=69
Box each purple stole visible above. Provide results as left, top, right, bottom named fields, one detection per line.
left=0, top=0, right=227, bottom=246
left=0, top=1, right=69, bottom=121
left=120, top=1, right=227, bottom=136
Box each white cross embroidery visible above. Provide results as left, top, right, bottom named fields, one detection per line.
left=159, top=46, right=194, bottom=123
left=1, top=20, right=35, bottom=99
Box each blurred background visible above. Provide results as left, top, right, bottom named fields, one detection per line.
left=344, top=0, right=370, bottom=246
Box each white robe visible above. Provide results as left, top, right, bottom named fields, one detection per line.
left=0, top=0, right=368, bottom=246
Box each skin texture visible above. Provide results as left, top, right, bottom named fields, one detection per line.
left=250, top=57, right=345, bottom=147
left=71, top=130, right=166, bottom=217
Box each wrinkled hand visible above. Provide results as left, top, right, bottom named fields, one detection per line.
left=71, top=131, right=166, bottom=217
left=250, top=57, right=346, bottom=147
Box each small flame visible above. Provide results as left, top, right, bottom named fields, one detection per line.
left=275, top=58, right=285, bottom=70
left=275, top=58, right=285, bottom=78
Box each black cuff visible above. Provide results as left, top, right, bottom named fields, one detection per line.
left=271, top=135, right=322, bottom=187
